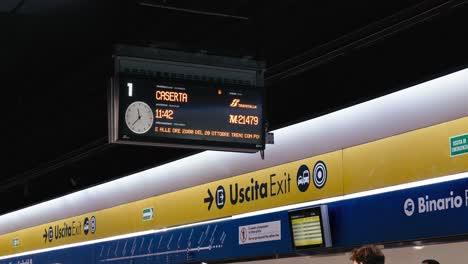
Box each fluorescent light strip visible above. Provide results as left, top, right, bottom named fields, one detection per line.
left=1, top=172, right=466, bottom=260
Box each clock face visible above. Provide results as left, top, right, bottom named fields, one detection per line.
left=125, top=101, right=154, bottom=134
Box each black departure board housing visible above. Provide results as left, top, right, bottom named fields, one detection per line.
left=109, top=45, right=265, bottom=152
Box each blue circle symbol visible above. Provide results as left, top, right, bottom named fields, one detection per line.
left=84, top=217, right=89, bottom=235
left=215, top=185, right=226, bottom=209
left=296, top=165, right=310, bottom=192
left=48, top=226, right=53, bottom=242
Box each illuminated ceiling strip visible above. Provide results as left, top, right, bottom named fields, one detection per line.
left=2, top=171, right=466, bottom=261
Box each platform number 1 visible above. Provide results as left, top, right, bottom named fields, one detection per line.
left=127, top=82, right=133, bottom=97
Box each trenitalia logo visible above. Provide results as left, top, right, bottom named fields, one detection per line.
left=230, top=99, right=240, bottom=107
left=230, top=99, right=257, bottom=109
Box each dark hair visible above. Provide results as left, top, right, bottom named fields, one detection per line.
left=422, top=260, right=440, bottom=264
left=350, top=245, right=385, bottom=264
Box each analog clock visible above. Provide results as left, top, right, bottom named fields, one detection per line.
left=125, top=101, right=154, bottom=134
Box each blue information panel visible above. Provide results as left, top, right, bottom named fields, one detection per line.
left=328, top=177, right=468, bottom=246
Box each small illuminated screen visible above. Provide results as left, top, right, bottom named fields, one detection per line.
left=289, top=207, right=324, bottom=248
left=117, top=74, right=264, bottom=152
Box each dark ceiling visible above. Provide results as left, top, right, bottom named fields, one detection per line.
left=1, top=0, right=468, bottom=215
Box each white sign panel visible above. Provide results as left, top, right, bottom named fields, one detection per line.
left=238, top=220, right=281, bottom=245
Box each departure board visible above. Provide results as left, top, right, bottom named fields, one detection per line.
left=288, top=206, right=331, bottom=249
left=110, top=74, right=265, bottom=152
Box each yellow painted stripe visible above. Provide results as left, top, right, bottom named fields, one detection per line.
left=343, top=117, right=468, bottom=193
left=153, top=150, right=343, bottom=227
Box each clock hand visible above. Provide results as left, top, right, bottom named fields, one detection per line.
left=137, top=108, right=141, bottom=118
left=132, top=118, right=140, bottom=126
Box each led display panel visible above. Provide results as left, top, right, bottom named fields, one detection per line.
left=288, top=205, right=332, bottom=249
left=110, top=74, right=265, bottom=152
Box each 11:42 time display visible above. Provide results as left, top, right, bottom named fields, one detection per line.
left=155, top=109, right=174, bottom=120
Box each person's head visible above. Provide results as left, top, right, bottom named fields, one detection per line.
left=422, top=260, right=440, bottom=264
left=349, top=245, right=385, bottom=264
